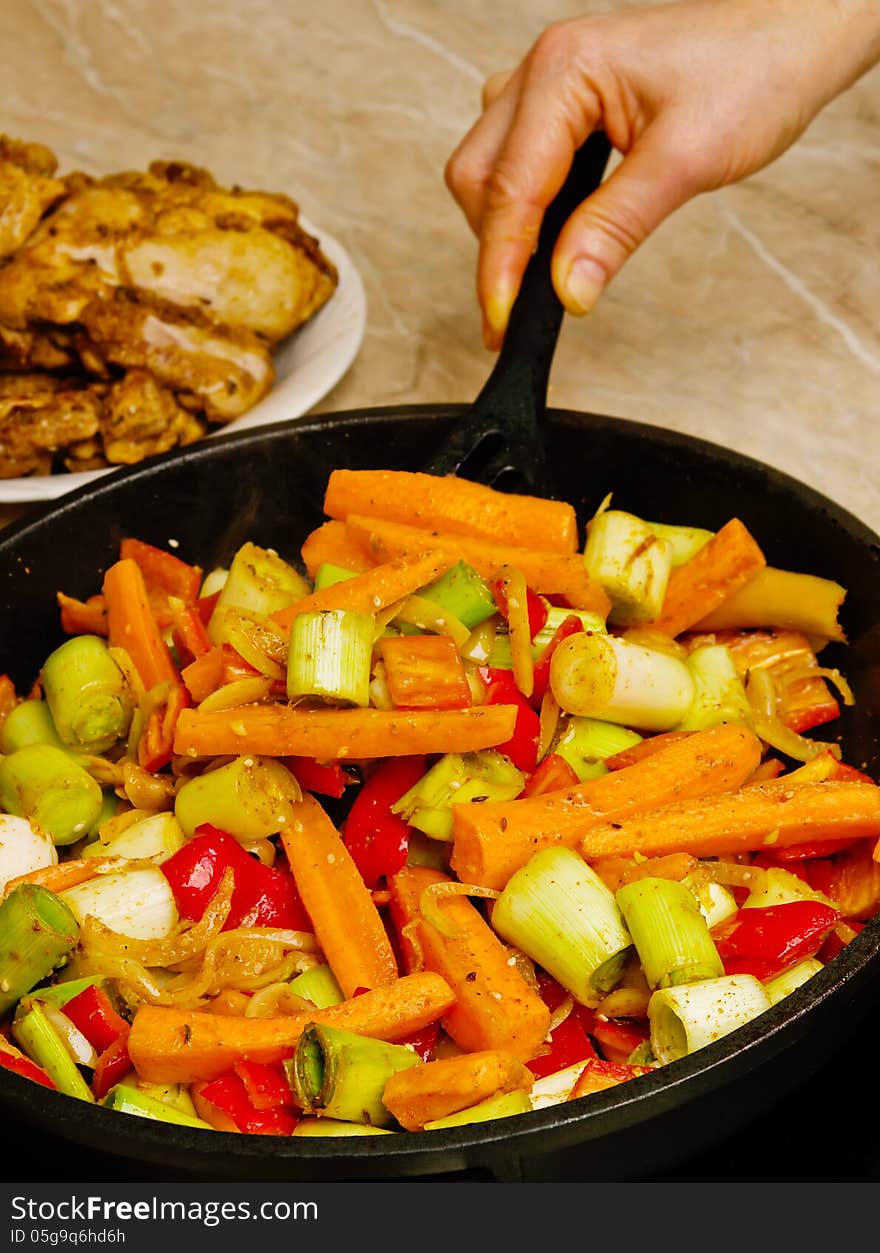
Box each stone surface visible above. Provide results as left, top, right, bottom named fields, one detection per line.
left=0, top=0, right=878, bottom=531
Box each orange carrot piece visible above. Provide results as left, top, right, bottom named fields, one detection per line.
left=451, top=722, right=763, bottom=889
left=386, top=866, right=551, bottom=1060
left=272, top=551, right=455, bottom=632
left=2, top=857, right=117, bottom=901
left=57, top=591, right=108, bottom=637
left=579, top=779, right=880, bottom=862
left=644, top=518, right=766, bottom=638
left=279, top=794, right=398, bottom=998
left=127, top=971, right=456, bottom=1084
left=344, top=514, right=611, bottom=614
left=300, top=519, right=375, bottom=581
left=379, top=634, right=471, bottom=710
left=747, top=757, right=787, bottom=783
left=181, top=647, right=226, bottom=703
left=173, top=702, right=518, bottom=761
left=102, top=558, right=180, bottom=691
left=569, top=1058, right=654, bottom=1099
left=382, top=1049, right=534, bottom=1130
left=324, top=468, right=580, bottom=554
left=604, top=731, right=695, bottom=770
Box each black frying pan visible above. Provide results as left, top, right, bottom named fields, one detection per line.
left=0, top=403, right=879, bottom=1182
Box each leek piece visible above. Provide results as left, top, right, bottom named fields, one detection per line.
left=550, top=632, right=694, bottom=732
left=615, top=877, right=725, bottom=989
left=406, top=830, right=453, bottom=871
left=626, top=1041, right=657, bottom=1066
left=390, top=595, right=471, bottom=648
left=174, top=754, right=302, bottom=842
left=61, top=867, right=177, bottom=941
left=529, top=1061, right=591, bottom=1110
left=684, top=874, right=738, bottom=930
left=643, top=520, right=714, bottom=567
left=583, top=509, right=673, bottom=626
left=0, top=813, right=58, bottom=895
left=286, top=1024, right=420, bottom=1127
left=423, top=1089, right=532, bottom=1129
left=0, top=884, right=79, bottom=1015
left=0, top=744, right=104, bottom=846
left=418, top=561, right=497, bottom=630
left=313, top=562, right=359, bottom=591
left=492, top=846, right=633, bottom=1007
left=392, top=750, right=524, bottom=842
left=764, top=958, right=824, bottom=1006
left=292, top=1118, right=396, bottom=1137
left=200, top=567, right=228, bottom=598
left=26, top=975, right=106, bottom=1009
left=12, top=1003, right=94, bottom=1101
left=287, top=609, right=374, bottom=707
left=553, top=717, right=642, bottom=782
left=99, top=811, right=186, bottom=863
left=677, top=644, right=751, bottom=731
left=40, top=635, right=134, bottom=755
left=648, top=974, right=772, bottom=1063
left=210, top=541, right=309, bottom=624
left=102, top=1084, right=213, bottom=1128
left=0, top=700, right=66, bottom=754
left=532, top=607, right=607, bottom=652
left=118, top=1074, right=201, bottom=1118
left=288, top=963, right=345, bottom=1009
left=741, top=865, right=835, bottom=910
left=693, top=567, right=846, bottom=641
left=486, top=633, right=515, bottom=670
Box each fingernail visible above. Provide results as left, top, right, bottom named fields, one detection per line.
left=562, top=257, right=606, bottom=315
left=485, top=283, right=515, bottom=339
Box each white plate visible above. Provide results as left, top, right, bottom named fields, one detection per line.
left=0, top=218, right=366, bottom=504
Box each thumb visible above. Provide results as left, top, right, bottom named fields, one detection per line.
left=552, top=127, right=703, bottom=314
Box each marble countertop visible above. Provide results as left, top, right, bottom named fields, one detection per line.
left=1, top=0, right=878, bottom=533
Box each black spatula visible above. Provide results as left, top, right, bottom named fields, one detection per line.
left=423, top=130, right=612, bottom=495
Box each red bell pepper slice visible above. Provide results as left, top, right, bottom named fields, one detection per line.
left=233, top=1061, right=297, bottom=1110
left=285, top=756, right=353, bottom=799
left=396, top=1021, right=439, bottom=1062
left=161, top=825, right=312, bottom=932
left=832, top=762, right=875, bottom=785
left=138, top=681, right=190, bottom=774
left=342, top=756, right=427, bottom=889
left=197, top=589, right=222, bottom=626
left=530, top=614, right=585, bottom=708
left=591, top=1017, right=650, bottom=1064
left=490, top=577, right=548, bottom=640
left=91, top=1030, right=132, bottom=1100
left=518, top=752, right=580, bottom=798
left=819, top=919, right=865, bottom=964
left=478, top=667, right=540, bottom=773
left=712, top=900, right=840, bottom=979
left=62, top=984, right=129, bottom=1054
left=527, top=1011, right=598, bottom=1078
left=0, top=1048, right=57, bottom=1090
left=197, top=1069, right=299, bottom=1135
left=120, top=537, right=203, bottom=609
left=171, top=605, right=213, bottom=668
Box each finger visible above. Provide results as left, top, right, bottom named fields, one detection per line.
left=476, top=85, right=601, bottom=337
left=482, top=69, right=514, bottom=111
left=445, top=68, right=524, bottom=236
left=551, top=122, right=704, bottom=315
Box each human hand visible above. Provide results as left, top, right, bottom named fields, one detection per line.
left=445, top=0, right=880, bottom=347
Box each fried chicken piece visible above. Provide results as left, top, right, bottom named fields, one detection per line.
left=98, top=368, right=206, bottom=463
left=0, top=324, right=77, bottom=371
left=0, top=135, right=66, bottom=261
left=0, top=374, right=101, bottom=478
left=78, top=289, right=275, bottom=421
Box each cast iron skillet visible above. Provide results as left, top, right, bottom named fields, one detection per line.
left=1, top=403, right=879, bottom=1182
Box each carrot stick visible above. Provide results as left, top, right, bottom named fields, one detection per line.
left=272, top=551, right=455, bottom=632
left=57, top=591, right=108, bottom=637
left=279, top=794, right=398, bottom=997
left=324, top=469, right=580, bottom=554
left=644, top=518, right=766, bottom=638
left=102, top=557, right=180, bottom=690
left=344, top=514, right=612, bottom=614
left=2, top=857, right=118, bottom=901
left=692, top=567, right=847, bottom=642
left=173, top=702, right=518, bottom=760
left=450, top=722, right=763, bottom=889
left=300, top=519, right=375, bottom=581
left=823, top=840, right=880, bottom=921
left=181, top=646, right=226, bottom=703
left=127, top=971, right=456, bottom=1084
left=604, top=731, right=695, bottom=770
left=382, top=1048, right=534, bottom=1131
left=386, top=866, right=551, bottom=1060
left=579, top=779, right=880, bottom=862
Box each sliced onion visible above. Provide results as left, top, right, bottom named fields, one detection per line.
left=418, top=881, right=500, bottom=939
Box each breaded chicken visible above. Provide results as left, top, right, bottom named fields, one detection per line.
left=0, top=374, right=102, bottom=477
left=0, top=136, right=66, bottom=261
